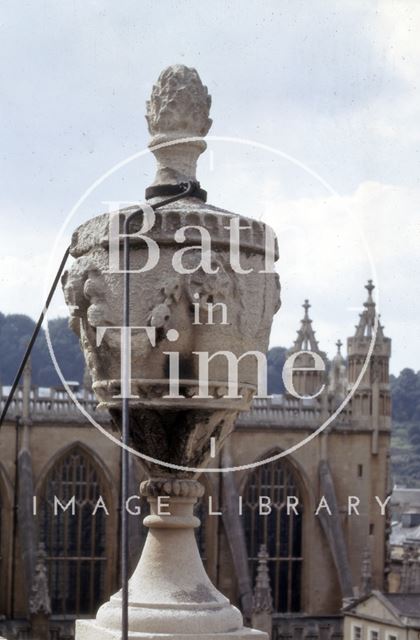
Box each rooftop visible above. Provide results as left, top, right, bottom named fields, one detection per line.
left=385, top=593, right=420, bottom=618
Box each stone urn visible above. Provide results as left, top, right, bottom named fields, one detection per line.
left=63, top=64, right=280, bottom=639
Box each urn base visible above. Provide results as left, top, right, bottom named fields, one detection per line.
left=75, top=487, right=268, bottom=640
left=75, top=620, right=268, bottom=639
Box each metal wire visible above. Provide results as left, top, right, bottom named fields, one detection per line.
left=0, top=247, right=70, bottom=429
left=0, top=182, right=196, bottom=637
left=121, top=181, right=195, bottom=639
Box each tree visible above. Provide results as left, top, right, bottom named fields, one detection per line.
left=267, top=346, right=287, bottom=395
left=0, top=313, right=84, bottom=387
left=391, top=368, right=420, bottom=422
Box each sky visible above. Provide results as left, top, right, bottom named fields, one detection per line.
left=0, top=0, right=419, bottom=375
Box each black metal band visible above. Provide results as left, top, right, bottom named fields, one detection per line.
left=145, top=181, right=207, bottom=202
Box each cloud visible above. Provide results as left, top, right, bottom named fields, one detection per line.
left=0, top=177, right=417, bottom=374
left=378, top=1, right=420, bottom=84
left=356, top=3, right=420, bottom=144
left=0, top=1, right=419, bottom=377
left=265, top=180, right=420, bottom=374
left=0, top=205, right=69, bottom=320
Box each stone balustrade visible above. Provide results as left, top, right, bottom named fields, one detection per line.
left=0, top=384, right=355, bottom=429
left=0, top=385, right=102, bottom=423
left=236, top=395, right=352, bottom=429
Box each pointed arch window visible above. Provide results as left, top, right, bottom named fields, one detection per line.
left=39, top=446, right=111, bottom=616
left=243, top=457, right=303, bottom=612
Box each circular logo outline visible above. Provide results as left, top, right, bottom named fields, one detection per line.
left=43, top=136, right=379, bottom=473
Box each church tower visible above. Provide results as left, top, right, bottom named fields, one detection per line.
left=347, top=280, right=391, bottom=452
left=286, top=299, right=328, bottom=398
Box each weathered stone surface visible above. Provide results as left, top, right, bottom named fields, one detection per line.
left=65, top=64, right=279, bottom=639
left=29, top=543, right=51, bottom=615
left=63, top=200, right=279, bottom=477
left=145, top=64, right=212, bottom=186
left=76, top=622, right=267, bottom=639
left=146, top=65, right=212, bottom=137
left=64, top=204, right=279, bottom=390
left=75, top=493, right=268, bottom=638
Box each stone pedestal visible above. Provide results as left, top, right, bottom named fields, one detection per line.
left=76, top=480, right=267, bottom=640
left=66, top=64, right=279, bottom=640
left=76, top=625, right=266, bottom=639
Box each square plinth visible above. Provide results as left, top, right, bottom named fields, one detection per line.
left=76, top=620, right=268, bottom=640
